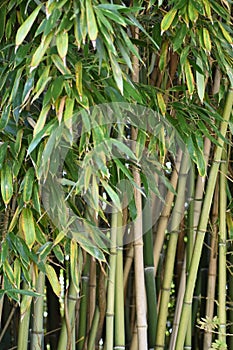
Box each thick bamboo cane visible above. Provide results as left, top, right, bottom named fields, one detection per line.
left=31, top=271, right=45, bottom=350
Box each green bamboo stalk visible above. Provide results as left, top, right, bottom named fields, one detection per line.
left=57, top=280, right=78, bottom=350
left=87, top=306, right=100, bottom=350
left=143, top=196, right=157, bottom=349
left=175, top=87, right=233, bottom=349
left=88, top=257, right=96, bottom=332
left=105, top=211, right=118, bottom=350
left=17, top=283, right=32, bottom=350
left=155, top=151, right=190, bottom=350
left=185, top=166, right=195, bottom=349
left=203, top=187, right=218, bottom=350
left=153, top=151, right=181, bottom=274
left=31, top=271, right=45, bottom=350
left=115, top=213, right=125, bottom=349
left=77, top=254, right=90, bottom=350
left=218, top=146, right=227, bottom=344
left=132, top=165, right=148, bottom=349
left=170, top=138, right=211, bottom=349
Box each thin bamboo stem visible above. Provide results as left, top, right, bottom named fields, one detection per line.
left=105, top=211, right=118, bottom=350
left=57, top=280, right=79, bottom=350
left=31, top=271, right=45, bottom=350
left=77, top=255, right=90, bottom=350
left=175, top=87, right=233, bottom=349
left=115, top=213, right=125, bottom=349
left=218, top=146, right=227, bottom=344
left=143, top=196, right=157, bottom=349
left=87, top=306, right=100, bottom=350
left=153, top=150, right=182, bottom=274
left=155, top=151, right=190, bottom=349
left=17, top=284, right=32, bottom=350
left=132, top=162, right=148, bottom=349
left=169, top=137, right=211, bottom=348
left=203, top=187, right=218, bottom=350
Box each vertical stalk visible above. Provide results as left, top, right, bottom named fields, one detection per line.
left=105, top=211, right=118, bottom=350
left=17, top=283, right=32, bottom=350
left=203, top=187, right=218, bottom=350
left=77, top=254, right=90, bottom=350
left=87, top=306, right=100, bottom=350
left=115, top=213, right=125, bottom=349
left=153, top=150, right=182, bottom=274
left=31, top=271, right=45, bottom=350
left=143, top=196, right=157, bottom=349
left=175, top=88, right=233, bottom=349
left=57, top=280, right=79, bottom=350
left=132, top=162, right=148, bottom=349
left=218, top=146, right=227, bottom=344
left=155, top=151, right=190, bottom=349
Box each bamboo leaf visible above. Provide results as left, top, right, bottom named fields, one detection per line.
left=100, top=179, right=121, bottom=211
left=1, top=162, right=13, bottom=205
left=45, top=264, right=61, bottom=297
left=15, top=4, right=42, bottom=48
left=86, top=0, right=98, bottom=42
left=196, top=56, right=205, bottom=103
left=20, top=208, right=36, bottom=249
left=70, top=240, right=80, bottom=292
left=23, top=168, right=35, bottom=204
left=157, top=92, right=166, bottom=115
left=75, top=61, right=83, bottom=97
left=56, top=30, right=68, bottom=60
left=203, top=27, right=211, bottom=53
left=30, top=32, right=54, bottom=71
left=109, top=53, right=123, bottom=94
left=184, top=59, right=195, bottom=96
left=161, top=8, right=177, bottom=34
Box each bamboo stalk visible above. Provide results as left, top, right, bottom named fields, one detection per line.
left=77, top=255, right=90, bottom=350
left=218, top=146, right=227, bottom=344
left=175, top=87, right=233, bottom=349
left=203, top=187, right=218, bottom=350
left=105, top=211, right=118, bottom=350
left=87, top=306, right=100, bottom=350
left=155, top=151, right=190, bottom=349
left=57, top=280, right=79, bottom=350
left=115, top=213, right=125, bottom=349
left=17, top=283, right=32, bottom=350
left=169, top=137, right=211, bottom=348
left=143, top=196, right=157, bottom=349
left=31, top=271, right=45, bottom=350
left=153, top=150, right=182, bottom=274
left=132, top=162, right=148, bottom=349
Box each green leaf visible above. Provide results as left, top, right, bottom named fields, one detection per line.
left=184, top=59, right=195, bottom=96
left=1, top=162, right=13, bottom=205
left=100, top=179, right=121, bottom=211
left=70, top=240, right=80, bottom=292
left=196, top=56, right=205, bottom=103
left=23, top=167, right=35, bottom=204
left=56, top=30, right=69, bottom=60
left=30, top=32, right=54, bottom=71
left=19, top=208, right=36, bottom=249
left=15, top=4, right=42, bottom=48
left=109, top=53, right=123, bottom=94
left=161, top=8, right=177, bottom=34
left=86, top=0, right=98, bottom=41
left=45, top=264, right=61, bottom=297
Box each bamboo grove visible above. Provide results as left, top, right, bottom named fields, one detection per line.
left=0, top=0, right=233, bottom=349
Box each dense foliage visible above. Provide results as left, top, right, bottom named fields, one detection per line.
left=0, top=0, right=233, bottom=349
